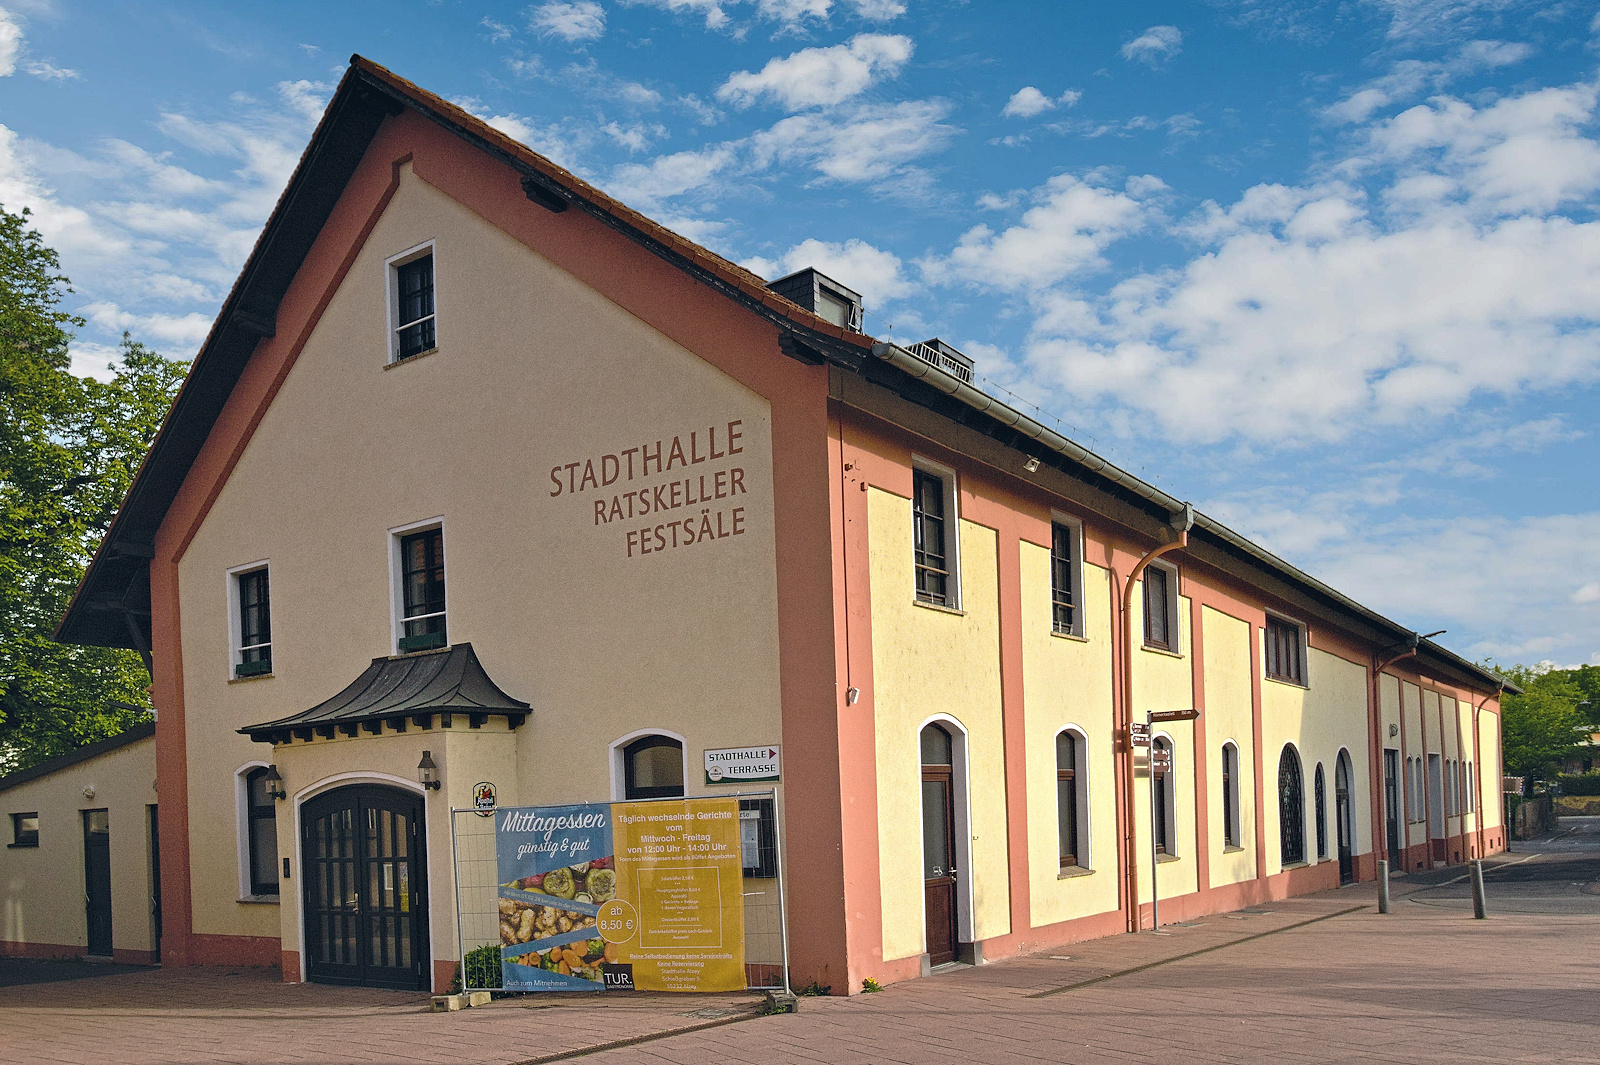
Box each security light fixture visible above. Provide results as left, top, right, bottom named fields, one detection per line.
left=846, top=687, right=861, bottom=706
left=1389, top=724, right=1399, bottom=738
left=1023, top=457, right=1041, bottom=473
left=418, top=751, right=441, bottom=790
left=264, top=764, right=286, bottom=801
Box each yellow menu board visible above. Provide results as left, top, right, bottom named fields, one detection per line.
left=607, top=798, right=746, bottom=992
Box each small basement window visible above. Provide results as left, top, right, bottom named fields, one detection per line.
left=10, top=812, right=38, bottom=848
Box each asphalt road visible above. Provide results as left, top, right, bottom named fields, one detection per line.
left=1403, top=814, right=1600, bottom=914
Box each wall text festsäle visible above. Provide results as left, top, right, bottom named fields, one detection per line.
left=549, top=420, right=753, bottom=559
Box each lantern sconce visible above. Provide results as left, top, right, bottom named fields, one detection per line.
left=418, top=751, right=441, bottom=791
left=264, top=764, right=286, bottom=802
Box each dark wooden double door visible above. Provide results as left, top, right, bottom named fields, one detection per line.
left=301, top=786, right=429, bottom=990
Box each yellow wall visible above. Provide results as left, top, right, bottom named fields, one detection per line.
left=1202, top=607, right=1256, bottom=888
left=868, top=488, right=1009, bottom=961
left=1402, top=682, right=1426, bottom=848
left=0, top=736, right=157, bottom=956
left=1019, top=541, right=1119, bottom=927
left=1130, top=577, right=1196, bottom=904
left=1261, top=645, right=1370, bottom=873
left=1478, top=709, right=1502, bottom=828
left=176, top=164, right=783, bottom=945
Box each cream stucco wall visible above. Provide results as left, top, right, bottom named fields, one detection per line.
left=176, top=164, right=783, bottom=948
left=1019, top=541, right=1119, bottom=928
left=1402, top=682, right=1426, bottom=849
left=0, top=736, right=157, bottom=957
left=1130, top=578, right=1196, bottom=904
left=1261, top=645, right=1371, bottom=874
left=1478, top=709, right=1503, bottom=829
left=1202, top=607, right=1257, bottom=889
left=868, top=488, right=1009, bottom=962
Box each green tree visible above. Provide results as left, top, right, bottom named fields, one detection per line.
left=1489, top=662, right=1589, bottom=783
left=0, top=205, right=188, bottom=772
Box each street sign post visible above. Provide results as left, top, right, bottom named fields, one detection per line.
left=1146, top=710, right=1195, bottom=932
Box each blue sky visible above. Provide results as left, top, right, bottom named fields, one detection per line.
left=3, top=0, right=1598, bottom=669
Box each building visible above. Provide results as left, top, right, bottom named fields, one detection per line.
left=34, top=56, right=1510, bottom=994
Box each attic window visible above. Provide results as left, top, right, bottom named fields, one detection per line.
left=814, top=287, right=854, bottom=329
left=766, top=267, right=862, bottom=332
left=387, top=242, right=438, bottom=363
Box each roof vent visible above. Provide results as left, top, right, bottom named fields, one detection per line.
left=907, top=338, right=974, bottom=384
left=767, top=267, right=863, bottom=332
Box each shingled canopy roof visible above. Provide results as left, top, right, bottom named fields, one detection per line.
left=240, top=643, right=529, bottom=744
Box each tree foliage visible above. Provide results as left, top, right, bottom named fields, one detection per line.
left=1487, top=661, right=1597, bottom=783
left=0, top=205, right=189, bottom=772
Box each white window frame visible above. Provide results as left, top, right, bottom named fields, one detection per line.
left=225, top=559, right=272, bottom=680
left=389, top=517, right=447, bottom=654
left=1141, top=558, right=1181, bottom=653
left=385, top=239, right=439, bottom=364
left=1263, top=611, right=1309, bottom=687
left=234, top=760, right=278, bottom=901
left=608, top=728, right=690, bottom=802
left=1221, top=740, right=1242, bottom=849
left=1055, top=725, right=1092, bottom=871
left=1048, top=512, right=1087, bottom=639
left=911, top=455, right=962, bottom=611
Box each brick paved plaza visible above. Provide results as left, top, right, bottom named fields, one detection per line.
left=4, top=835, right=1596, bottom=1065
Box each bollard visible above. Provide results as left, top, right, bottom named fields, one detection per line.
left=1470, top=859, right=1487, bottom=919
left=1377, top=859, right=1390, bottom=913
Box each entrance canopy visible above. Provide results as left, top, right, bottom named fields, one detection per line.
left=240, top=643, right=529, bottom=744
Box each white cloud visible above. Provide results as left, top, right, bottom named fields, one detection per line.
left=1367, top=0, right=1523, bottom=41
left=750, top=99, right=955, bottom=182
left=1121, top=25, right=1182, bottom=64
left=1002, top=86, right=1082, bottom=118
left=1322, top=40, right=1533, bottom=124
left=1573, top=582, right=1600, bottom=605
left=529, top=1, right=606, bottom=42
left=922, top=173, right=1155, bottom=292
left=608, top=144, right=741, bottom=208
left=758, top=237, right=914, bottom=306
left=621, top=0, right=895, bottom=30
left=717, top=34, right=912, bottom=111
left=849, top=0, right=905, bottom=18
left=0, top=8, right=21, bottom=77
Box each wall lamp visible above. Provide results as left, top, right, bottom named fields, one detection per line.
left=264, top=764, right=286, bottom=801
left=418, top=751, right=441, bottom=791
left=1022, top=457, right=1041, bottom=473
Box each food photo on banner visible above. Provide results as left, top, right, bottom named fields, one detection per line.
left=495, top=798, right=746, bottom=992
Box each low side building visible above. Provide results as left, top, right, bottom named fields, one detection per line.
left=0, top=724, right=159, bottom=964
left=52, top=57, right=1511, bottom=995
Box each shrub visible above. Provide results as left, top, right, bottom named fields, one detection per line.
left=1558, top=773, right=1600, bottom=796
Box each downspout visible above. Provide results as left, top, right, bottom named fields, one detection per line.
left=1472, top=683, right=1503, bottom=859
left=1119, top=503, right=1195, bottom=932
left=1371, top=635, right=1419, bottom=869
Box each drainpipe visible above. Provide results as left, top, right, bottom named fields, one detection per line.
left=1120, top=503, right=1195, bottom=933
left=1472, top=683, right=1503, bottom=860
left=1371, top=634, right=1419, bottom=870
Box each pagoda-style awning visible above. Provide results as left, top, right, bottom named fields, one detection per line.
left=240, top=643, right=529, bottom=744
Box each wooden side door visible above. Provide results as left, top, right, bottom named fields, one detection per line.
left=921, top=765, right=957, bottom=966
left=83, top=809, right=113, bottom=957
left=1336, top=757, right=1354, bottom=885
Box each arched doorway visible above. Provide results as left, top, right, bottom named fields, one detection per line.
left=1335, top=753, right=1355, bottom=885
left=300, top=784, right=430, bottom=990
left=920, top=723, right=958, bottom=966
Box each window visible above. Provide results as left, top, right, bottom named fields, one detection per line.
left=1056, top=730, right=1086, bottom=868
left=244, top=768, right=279, bottom=896
left=1279, top=745, right=1305, bottom=865
left=1050, top=521, right=1081, bottom=636
left=1152, top=737, right=1176, bottom=855
left=1466, top=761, right=1475, bottom=813
left=398, top=527, right=447, bottom=652
left=1314, top=762, right=1327, bottom=860
left=623, top=735, right=684, bottom=800
left=390, top=248, right=436, bottom=361
left=234, top=567, right=272, bottom=677
left=1264, top=615, right=1305, bottom=685
left=1221, top=743, right=1241, bottom=848
left=1142, top=562, right=1178, bottom=652
left=10, top=812, right=38, bottom=848
left=912, top=465, right=958, bottom=607
left=739, top=797, right=778, bottom=878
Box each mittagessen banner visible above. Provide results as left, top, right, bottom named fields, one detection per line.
left=495, top=798, right=746, bottom=992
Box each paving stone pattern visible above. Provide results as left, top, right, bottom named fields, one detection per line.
left=4, top=861, right=1598, bottom=1064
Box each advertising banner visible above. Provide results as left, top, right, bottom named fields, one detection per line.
left=495, top=798, right=745, bottom=992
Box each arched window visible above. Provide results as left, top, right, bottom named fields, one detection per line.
left=1221, top=742, right=1241, bottom=848
left=1278, top=745, right=1305, bottom=865
left=1056, top=731, right=1087, bottom=868
left=244, top=767, right=279, bottom=897
left=623, top=735, right=684, bottom=800
left=1466, top=761, right=1475, bottom=813
left=1314, top=762, right=1327, bottom=860
left=1152, top=737, right=1176, bottom=855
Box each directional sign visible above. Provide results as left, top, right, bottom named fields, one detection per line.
left=1129, top=723, right=1150, bottom=748
left=704, top=746, right=780, bottom=785
left=1148, top=709, right=1200, bottom=723
left=1150, top=748, right=1172, bottom=776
